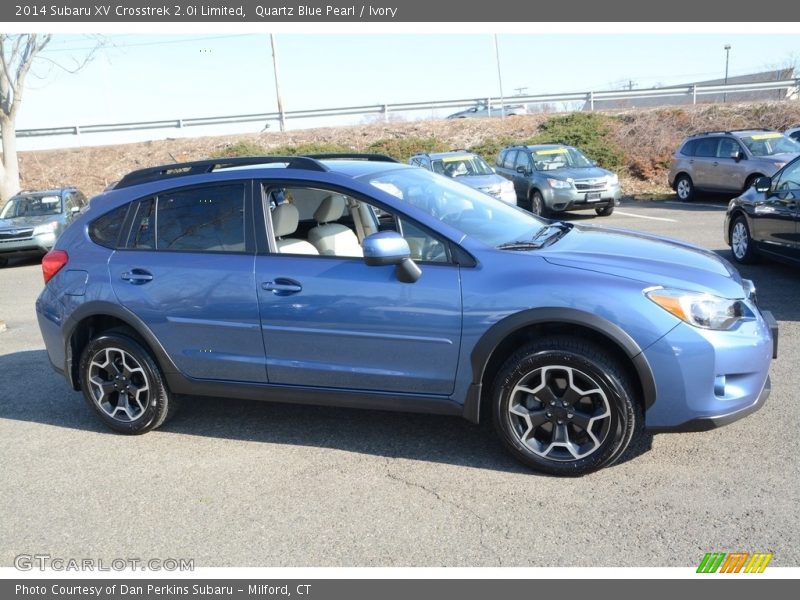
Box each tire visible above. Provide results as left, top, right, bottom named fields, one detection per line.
left=530, top=191, right=550, bottom=218
left=675, top=174, right=694, bottom=201
left=595, top=204, right=614, bottom=217
left=492, top=336, right=638, bottom=476
left=730, top=215, right=758, bottom=264
left=79, top=331, right=179, bottom=434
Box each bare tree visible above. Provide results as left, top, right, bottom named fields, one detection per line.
left=0, top=34, right=101, bottom=204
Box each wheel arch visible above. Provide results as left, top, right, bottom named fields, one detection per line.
left=63, top=301, right=179, bottom=391
left=672, top=171, right=691, bottom=190
left=463, top=308, right=656, bottom=423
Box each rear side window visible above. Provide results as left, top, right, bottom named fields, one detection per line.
left=89, top=204, right=130, bottom=249
left=514, top=151, right=531, bottom=171
left=680, top=139, right=698, bottom=156
left=502, top=150, right=517, bottom=170
left=695, top=138, right=719, bottom=157
left=496, top=150, right=508, bottom=168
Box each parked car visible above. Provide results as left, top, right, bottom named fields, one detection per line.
left=785, top=126, right=800, bottom=142
left=0, top=187, right=86, bottom=267
left=409, top=151, right=517, bottom=205
left=494, top=144, right=621, bottom=217
left=446, top=102, right=527, bottom=119
left=668, top=129, right=800, bottom=201
left=724, top=155, right=800, bottom=266
left=36, top=154, right=776, bottom=476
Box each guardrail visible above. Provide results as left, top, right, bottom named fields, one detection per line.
left=16, top=79, right=799, bottom=139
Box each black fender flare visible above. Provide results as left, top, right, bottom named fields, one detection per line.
left=62, top=301, right=180, bottom=389
left=463, top=307, right=657, bottom=422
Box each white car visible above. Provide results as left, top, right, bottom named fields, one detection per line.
left=446, top=102, right=527, bottom=119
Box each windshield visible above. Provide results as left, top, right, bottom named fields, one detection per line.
left=362, top=167, right=544, bottom=247
left=432, top=155, right=494, bottom=177
left=531, top=146, right=593, bottom=171
left=740, top=133, right=800, bottom=157
left=0, top=194, right=62, bottom=219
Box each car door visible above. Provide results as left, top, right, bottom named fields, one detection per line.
left=712, top=137, right=748, bottom=192
left=750, top=160, right=800, bottom=261
left=254, top=183, right=463, bottom=396
left=108, top=182, right=268, bottom=383
left=690, top=137, right=720, bottom=190
left=512, top=150, right=533, bottom=199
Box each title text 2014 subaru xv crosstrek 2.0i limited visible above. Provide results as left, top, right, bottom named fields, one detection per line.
left=36, top=154, right=778, bottom=476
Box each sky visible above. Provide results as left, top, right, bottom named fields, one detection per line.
left=13, top=32, right=800, bottom=150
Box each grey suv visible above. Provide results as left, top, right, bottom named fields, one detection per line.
left=409, top=151, right=517, bottom=205
left=668, top=129, right=800, bottom=201
left=0, top=187, right=86, bottom=267
left=494, top=144, right=621, bottom=217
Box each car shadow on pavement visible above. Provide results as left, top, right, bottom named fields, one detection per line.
left=0, top=349, right=653, bottom=476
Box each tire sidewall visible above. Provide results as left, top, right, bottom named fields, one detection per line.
left=493, top=345, right=633, bottom=476
left=79, top=333, right=167, bottom=434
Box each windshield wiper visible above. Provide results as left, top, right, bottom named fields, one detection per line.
left=496, top=240, right=543, bottom=250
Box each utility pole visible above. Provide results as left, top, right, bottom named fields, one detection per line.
left=270, top=34, right=286, bottom=132
left=723, top=44, right=731, bottom=103
left=493, top=34, right=505, bottom=118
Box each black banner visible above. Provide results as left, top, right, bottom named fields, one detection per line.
left=4, top=0, right=800, bottom=22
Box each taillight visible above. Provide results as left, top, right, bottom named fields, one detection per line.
left=42, top=250, right=69, bottom=283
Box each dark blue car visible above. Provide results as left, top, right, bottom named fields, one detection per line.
left=36, top=155, right=777, bottom=475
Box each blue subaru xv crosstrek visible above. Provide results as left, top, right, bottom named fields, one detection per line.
left=36, top=154, right=778, bottom=476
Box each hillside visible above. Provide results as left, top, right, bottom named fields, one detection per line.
left=15, top=101, right=800, bottom=200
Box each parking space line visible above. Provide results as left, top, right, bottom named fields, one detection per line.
left=615, top=211, right=677, bottom=222
left=662, top=201, right=728, bottom=210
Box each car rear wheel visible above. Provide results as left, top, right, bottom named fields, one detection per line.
left=492, top=336, right=638, bottom=476
left=675, top=174, right=694, bottom=201
left=79, top=331, right=179, bottom=434
left=530, top=191, right=550, bottom=217
left=730, top=215, right=758, bottom=264
left=595, top=205, right=614, bottom=217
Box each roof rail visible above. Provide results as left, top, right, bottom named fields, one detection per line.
left=305, top=153, right=398, bottom=162
left=114, top=155, right=328, bottom=189
left=694, top=128, right=774, bottom=136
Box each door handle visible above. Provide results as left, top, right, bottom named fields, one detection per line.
left=713, top=161, right=719, bottom=166
left=121, top=269, right=153, bottom=284
left=262, top=278, right=302, bottom=295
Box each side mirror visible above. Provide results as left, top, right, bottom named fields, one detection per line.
left=753, top=176, right=772, bottom=193
left=515, top=165, right=528, bottom=175
left=591, top=160, right=598, bottom=166
left=735, top=151, right=745, bottom=162
left=362, top=231, right=421, bottom=283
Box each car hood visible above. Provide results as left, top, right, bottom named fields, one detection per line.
left=0, top=215, right=59, bottom=229
left=546, top=167, right=612, bottom=181
left=456, top=174, right=508, bottom=189
left=541, top=224, right=745, bottom=297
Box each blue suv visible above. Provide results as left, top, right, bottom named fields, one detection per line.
left=36, top=154, right=777, bottom=476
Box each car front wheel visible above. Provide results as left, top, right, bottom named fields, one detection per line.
left=492, top=336, right=638, bottom=476
left=595, top=204, right=614, bottom=217
left=79, top=330, right=179, bottom=434
left=730, top=215, right=758, bottom=264
left=530, top=191, right=550, bottom=217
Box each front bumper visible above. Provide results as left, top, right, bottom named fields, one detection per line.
left=643, top=309, right=776, bottom=432
left=0, top=231, right=56, bottom=255
left=542, top=184, right=622, bottom=212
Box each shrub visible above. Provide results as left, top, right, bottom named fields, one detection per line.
left=212, top=140, right=268, bottom=157
left=470, top=136, right=518, bottom=165
left=529, top=112, right=625, bottom=170
left=366, top=137, right=448, bottom=162
left=267, top=142, right=356, bottom=156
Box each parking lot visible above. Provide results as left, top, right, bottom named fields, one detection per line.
left=0, top=196, right=797, bottom=568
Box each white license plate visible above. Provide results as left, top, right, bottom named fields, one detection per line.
left=586, top=192, right=602, bottom=201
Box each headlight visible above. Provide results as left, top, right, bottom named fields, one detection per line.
left=773, top=162, right=786, bottom=169
left=547, top=178, right=572, bottom=189
left=33, top=222, right=58, bottom=235
left=607, top=173, right=619, bottom=186
left=645, top=287, right=750, bottom=330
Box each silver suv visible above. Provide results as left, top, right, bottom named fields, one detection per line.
left=668, top=129, right=800, bottom=201
left=0, top=187, right=86, bottom=267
